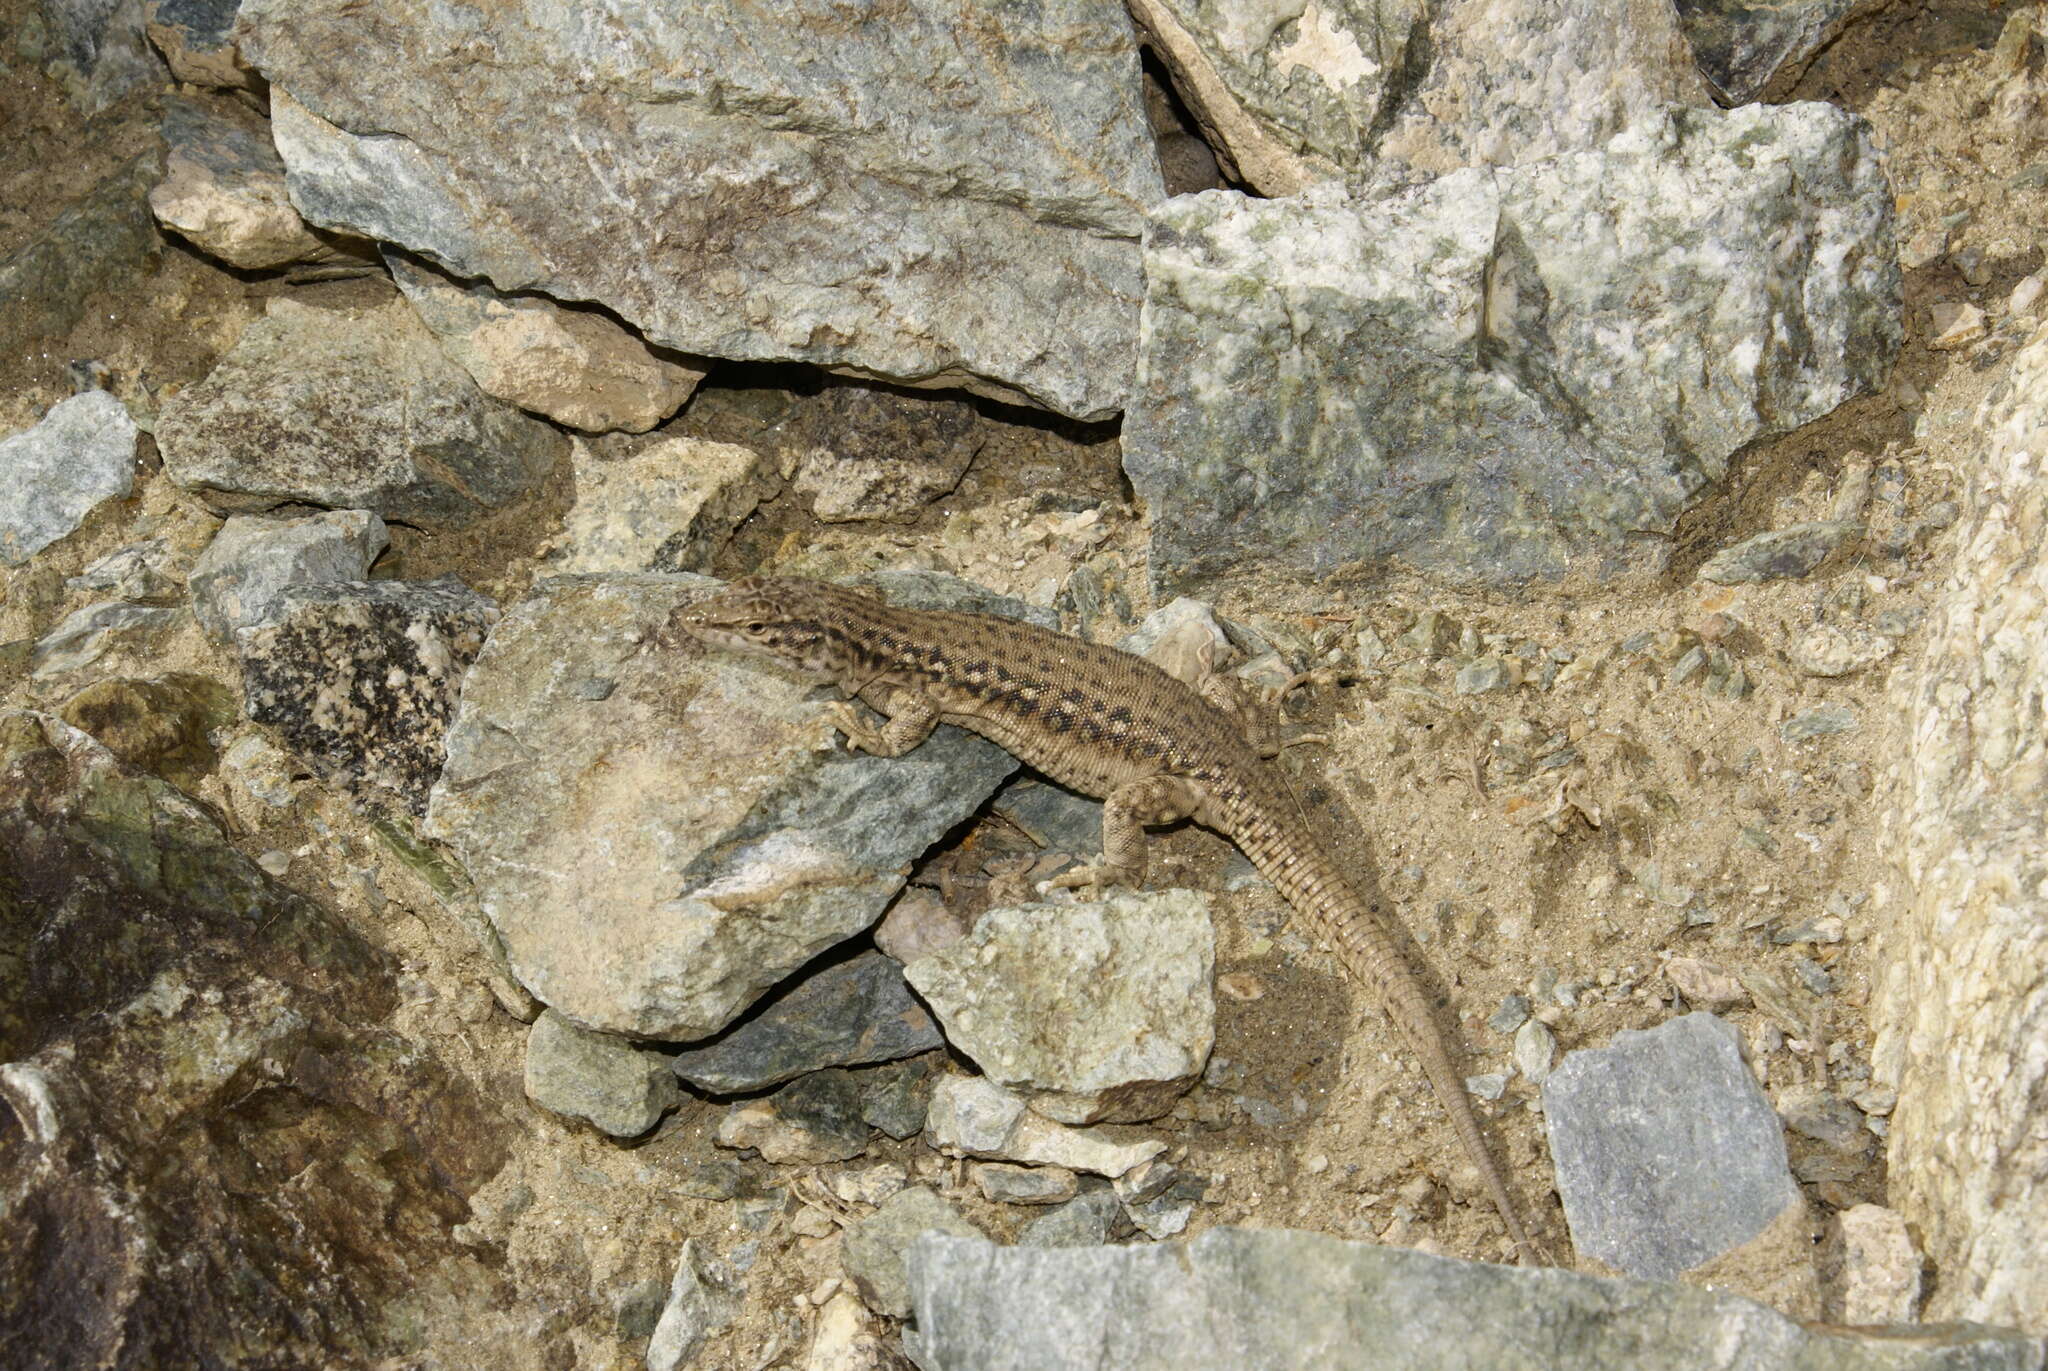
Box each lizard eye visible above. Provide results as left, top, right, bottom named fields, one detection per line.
left=746, top=622, right=768, bottom=635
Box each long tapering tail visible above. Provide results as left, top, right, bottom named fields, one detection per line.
left=1225, top=797, right=1541, bottom=1264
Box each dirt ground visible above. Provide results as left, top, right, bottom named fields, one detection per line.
left=1, top=4, right=2038, bottom=1365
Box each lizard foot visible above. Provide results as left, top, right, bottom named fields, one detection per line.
left=822, top=701, right=888, bottom=755
left=1046, top=858, right=1143, bottom=897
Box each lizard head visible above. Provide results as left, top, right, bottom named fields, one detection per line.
left=674, top=576, right=868, bottom=677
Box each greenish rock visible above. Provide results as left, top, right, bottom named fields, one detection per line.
left=0, top=711, right=520, bottom=1367
left=523, top=1009, right=680, bottom=1138
left=1698, top=521, right=1865, bottom=585
left=858, top=1053, right=944, bottom=1140
left=239, top=0, right=1160, bottom=420
left=1017, top=1188, right=1121, bottom=1248
left=842, top=1187, right=984, bottom=1319
left=1126, top=103, right=1897, bottom=592
left=0, top=150, right=161, bottom=353
left=904, top=1228, right=2045, bottom=1370
left=57, top=672, right=239, bottom=787
left=1782, top=704, right=1859, bottom=741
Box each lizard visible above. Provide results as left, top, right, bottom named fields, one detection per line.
left=676, top=575, right=1543, bottom=1264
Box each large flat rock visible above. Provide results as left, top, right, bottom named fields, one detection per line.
left=238, top=0, right=1163, bottom=421
left=904, top=1228, right=2044, bottom=1371
left=423, top=573, right=1028, bottom=1040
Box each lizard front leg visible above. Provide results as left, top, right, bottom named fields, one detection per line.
left=824, top=686, right=940, bottom=758
left=1052, top=773, right=1209, bottom=894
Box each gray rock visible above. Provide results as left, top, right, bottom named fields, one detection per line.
left=1513, top=1018, right=1557, bottom=1086
left=859, top=1054, right=943, bottom=1140
left=1489, top=995, right=1533, bottom=1034
left=423, top=573, right=1025, bottom=1040
left=1673, top=0, right=1877, bottom=105
left=1789, top=621, right=1896, bottom=678
left=903, top=1228, right=2045, bottom=1371
left=0, top=391, right=138, bottom=565
left=1697, top=521, right=1865, bottom=584
left=842, top=1187, right=985, bottom=1319
left=523, top=1009, right=680, bottom=1138
left=544, top=434, right=778, bottom=576
left=906, top=890, right=1215, bottom=1124
left=0, top=151, right=161, bottom=353
left=669, top=951, right=943, bottom=1094
left=36, top=0, right=165, bottom=112
left=714, top=1069, right=872, bottom=1165
left=385, top=252, right=703, bottom=434
left=150, top=95, right=333, bottom=270
left=238, top=0, right=1163, bottom=421
left=1127, top=0, right=1706, bottom=195
left=1781, top=704, right=1859, bottom=742
left=1017, top=1188, right=1121, bottom=1248
left=1544, top=1012, right=1800, bottom=1281
left=239, top=577, right=499, bottom=817
left=1777, top=1084, right=1869, bottom=1152
left=784, top=382, right=984, bottom=523
left=988, top=778, right=1105, bottom=857
left=974, top=1163, right=1080, bottom=1207
left=30, top=601, right=185, bottom=679
left=1126, top=103, right=1898, bottom=592
left=647, top=1240, right=742, bottom=1371
left=158, top=298, right=567, bottom=530
left=187, top=510, right=388, bottom=644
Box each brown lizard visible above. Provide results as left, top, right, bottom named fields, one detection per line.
left=677, top=575, right=1542, bottom=1264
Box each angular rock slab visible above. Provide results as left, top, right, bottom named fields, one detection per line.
left=158, top=298, right=568, bottom=530
left=187, top=509, right=389, bottom=644
left=423, top=574, right=1024, bottom=1040
left=387, top=253, right=704, bottom=434
left=1127, top=102, right=1900, bottom=591
left=1674, top=0, right=1878, bottom=105
left=904, top=1229, right=2046, bottom=1371
left=240, top=577, right=499, bottom=817
left=1544, top=1012, right=1800, bottom=1281
left=151, top=94, right=332, bottom=270
left=1128, top=0, right=1704, bottom=193
left=238, top=0, right=1164, bottom=421
left=669, top=950, right=942, bottom=1094
left=906, top=890, right=1215, bottom=1124
left=0, top=390, right=137, bottom=565
left=524, top=1009, right=680, bottom=1138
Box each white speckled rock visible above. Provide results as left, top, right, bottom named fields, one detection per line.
left=906, top=891, right=1215, bottom=1124
left=1874, top=318, right=2048, bottom=1336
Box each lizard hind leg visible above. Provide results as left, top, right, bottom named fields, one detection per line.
left=1050, top=773, right=1210, bottom=896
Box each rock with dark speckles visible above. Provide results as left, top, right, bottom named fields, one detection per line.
left=158, top=297, right=567, bottom=529
left=238, top=577, right=498, bottom=816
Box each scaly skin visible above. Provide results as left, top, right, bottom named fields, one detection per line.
left=677, top=575, right=1541, bottom=1264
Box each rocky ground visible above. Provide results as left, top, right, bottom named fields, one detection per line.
left=2, top=1, right=2045, bottom=1369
